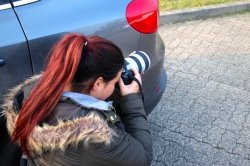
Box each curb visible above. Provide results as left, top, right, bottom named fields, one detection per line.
left=160, top=0, right=250, bottom=25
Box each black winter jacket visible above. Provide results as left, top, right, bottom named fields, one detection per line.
left=2, top=75, right=152, bottom=166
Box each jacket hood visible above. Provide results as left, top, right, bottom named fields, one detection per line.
left=1, top=74, right=116, bottom=155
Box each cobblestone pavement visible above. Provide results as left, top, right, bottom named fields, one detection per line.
left=149, top=12, right=250, bottom=166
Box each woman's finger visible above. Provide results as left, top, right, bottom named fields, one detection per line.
left=130, top=68, right=142, bottom=84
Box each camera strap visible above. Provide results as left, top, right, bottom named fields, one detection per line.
left=131, top=75, right=144, bottom=103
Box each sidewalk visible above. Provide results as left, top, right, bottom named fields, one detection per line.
left=160, top=0, right=250, bottom=25
left=150, top=10, right=250, bottom=166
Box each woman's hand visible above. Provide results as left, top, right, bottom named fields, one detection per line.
left=118, top=68, right=142, bottom=96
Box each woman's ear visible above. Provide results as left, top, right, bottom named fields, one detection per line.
left=90, top=77, right=105, bottom=93
left=89, top=77, right=106, bottom=99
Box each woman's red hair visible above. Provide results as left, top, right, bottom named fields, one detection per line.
left=12, top=33, right=86, bottom=157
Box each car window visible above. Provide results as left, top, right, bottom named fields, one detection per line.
left=9, top=0, right=39, bottom=7
left=9, top=0, right=23, bottom=2
left=0, top=0, right=11, bottom=11
left=0, top=0, right=10, bottom=5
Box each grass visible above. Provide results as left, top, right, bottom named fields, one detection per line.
left=159, top=0, right=245, bottom=11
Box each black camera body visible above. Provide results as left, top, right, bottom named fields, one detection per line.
left=121, top=51, right=151, bottom=85
left=121, top=61, right=134, bottom=85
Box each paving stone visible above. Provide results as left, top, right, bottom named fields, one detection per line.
left=161, top=119, right=181, bottom=131
left=203, top=126, right=225, bottom=147
left=173, top=157, right=194, bottom=166
left=211, top=151, right=233, bottom=166
left=232, top=143, right=250, bottom=159
left=218, top=130, right=238, bottom=153
left=158, top=129, right=190, bottom=147
left=158, top=142, right=183, bottom=165
left=229, top=108, right=248, bottom=125
left=151, top=135, right=168, bottom=161
left=229, top=155, right=246, bottom=166
left=212, top=117, right=243, bottom=134
left=150, top=160, right=158, bottom=166
left=179, top=145, right=212, bottom=165
left=237, top=134, right=250, bottom=149
left=193, top=113, right=216, bottom=132
left=175, top=124, right=207, bottom=142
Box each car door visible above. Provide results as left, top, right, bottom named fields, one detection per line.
left=0, top=1, right=32, bottom=165
left=0, top=0, right=33, bottom=119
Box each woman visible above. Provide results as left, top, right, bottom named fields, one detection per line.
left=2, top=33, right=152, bottom=166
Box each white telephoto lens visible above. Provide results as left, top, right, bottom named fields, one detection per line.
left=125, top=51, right=151, bottom=73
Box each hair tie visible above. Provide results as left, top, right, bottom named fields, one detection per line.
left=85, top=41, right=88, bottom=46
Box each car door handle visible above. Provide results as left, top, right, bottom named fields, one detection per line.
left=0, top=59, right=5, bottom=67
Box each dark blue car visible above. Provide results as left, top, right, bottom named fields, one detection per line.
left=0, top=0, right=166, bottom=165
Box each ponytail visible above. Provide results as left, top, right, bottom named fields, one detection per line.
left=12, top=33, right=86, bottom=157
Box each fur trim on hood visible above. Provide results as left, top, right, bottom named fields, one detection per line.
left=1, top=74, right=116, bottom=155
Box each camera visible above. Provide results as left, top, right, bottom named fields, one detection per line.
left=121, top=51, right=151, bottom=85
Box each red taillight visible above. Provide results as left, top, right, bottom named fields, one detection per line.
left=126, top=0, right=159, bottom=34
